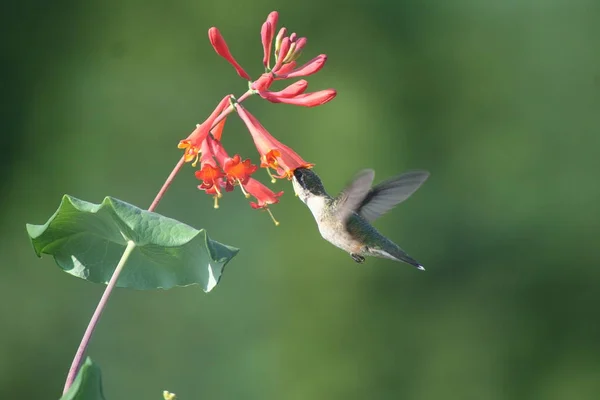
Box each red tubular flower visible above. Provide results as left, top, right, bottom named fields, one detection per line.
left=208, top=27, right=251, bottom=80
left=276, top=54, right=327, bottom=79
left=178, top=95, right=232, bottom=165
left=235, top=104, right=313, bottom=179
left=261, top=89, right=337, bottom=107
left=243, top=178, right=284, bottom=225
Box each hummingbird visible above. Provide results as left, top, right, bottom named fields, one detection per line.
left=292, top=167, right=429, bottom=270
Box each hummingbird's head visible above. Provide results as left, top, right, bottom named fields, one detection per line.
left=292, top=167, right=327, bottom=203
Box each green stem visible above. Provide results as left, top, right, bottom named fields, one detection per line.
left=62, top=240, right=137, bottom=394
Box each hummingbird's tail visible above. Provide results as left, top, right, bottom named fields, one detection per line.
left=370, top=242, right=425, bottom=271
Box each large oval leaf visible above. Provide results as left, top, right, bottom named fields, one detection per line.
left=26, top=195, right=238, bottom=292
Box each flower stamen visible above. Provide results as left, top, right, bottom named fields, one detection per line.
left=266, top=207, right=280, bottom=226
left=265, top=168, right=277, bottom=184
left=238, top=180, right=251, bottom=198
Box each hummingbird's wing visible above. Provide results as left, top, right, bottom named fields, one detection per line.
left=335, top=169, right=375, bottom=220
left=357, top=170, right=429, bottom=222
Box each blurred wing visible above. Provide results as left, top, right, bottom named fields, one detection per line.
left=335, top=169, right=375, bottom=220
left=357, top=170, right=429, bottom=222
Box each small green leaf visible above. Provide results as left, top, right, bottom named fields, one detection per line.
left=27, top=195, right=238, bottom=292
left=60, top=357, right=106, bottom=400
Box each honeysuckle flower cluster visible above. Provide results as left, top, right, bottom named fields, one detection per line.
left=178, top=11, right=336, bottom=225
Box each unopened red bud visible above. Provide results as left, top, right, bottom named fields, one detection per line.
left=266, top=11, right=279, bottom=35
left=262, top=89, right=336, bottom=107
left=278, top=54, right=327, bottom=79
left=260, top=80, right=308, bottom=99
left=273, top=37, right=290, bottom=72
left=275, top=61, right=296, bottom=76
left=289, top=32, right=297, bottom=43
left=282, top=41, right=297, bottom=63
left=274, top=27, right=287, bottom=56
left=208, top=27, right=251, bottom=80
left=290, top=37, right=307, bottom=61
left=251, top=73, right=275, bottom=92
left=260, top=22, right=272, bottom=68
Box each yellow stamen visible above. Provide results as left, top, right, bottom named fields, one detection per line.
left=266, top=168, right=277, bottom=184
left=213, top=196, right=219, bottom=209
left=266, top=207, right=280, bottom=226
left=238, top=180, right=251, bottom=198
left=191, top=153, right=200, bottom=167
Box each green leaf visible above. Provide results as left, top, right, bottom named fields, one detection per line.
left=59, top=357, right=106, bottom=400
left=26, top=195, right=238, bottom=292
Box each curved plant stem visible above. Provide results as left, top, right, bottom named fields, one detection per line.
left=148, top=156, right=186, bottom=212
left=62, top=240, right=137, bottom=394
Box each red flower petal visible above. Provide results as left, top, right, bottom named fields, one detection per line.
left=208, top=27, right=251, bottom=80
left=223, top=154, right=257, bottom=185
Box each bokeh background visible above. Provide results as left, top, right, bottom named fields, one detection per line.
left=3, top=1, right=600, bottom=399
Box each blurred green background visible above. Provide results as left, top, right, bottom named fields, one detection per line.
left=3, top=0, right=600, bottom=399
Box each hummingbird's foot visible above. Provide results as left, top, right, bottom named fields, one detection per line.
left=351, top=253, right=365, bottom=263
